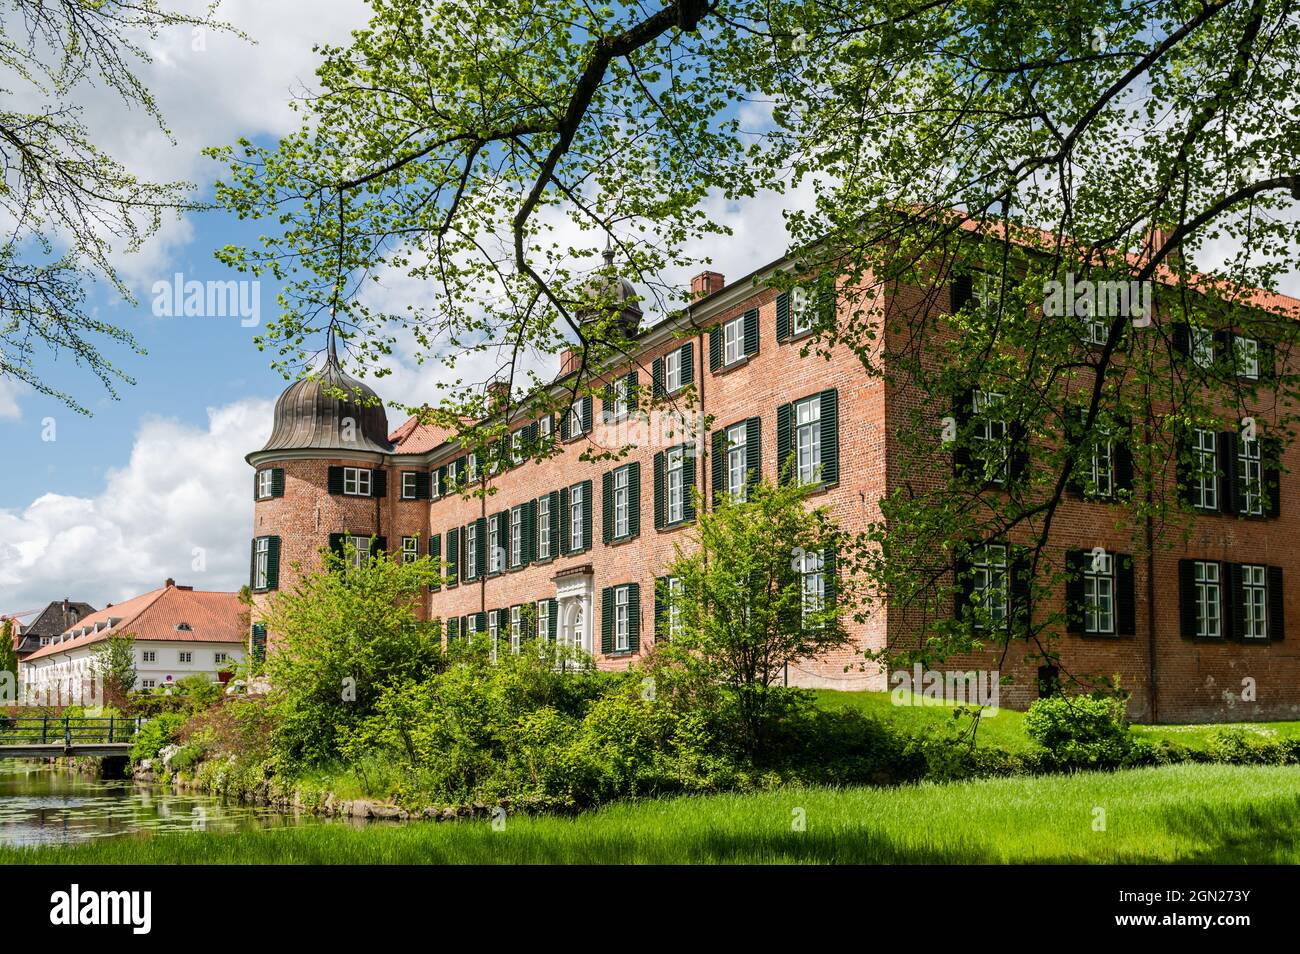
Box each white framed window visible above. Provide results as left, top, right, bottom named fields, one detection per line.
left=466, top=527, right=477, bottom=579
left=726, top=422, right=748, bottom=501
left=972, top=544, right=1009, bottom=629
left=510, top=606, right=522, bottom=653
left=538, top=495, right=551, bottom=560
left=1194, top=561, right=1221, bottom=638
left=537, top=600, right=550, bottom=642
left=467, top=453, right=478, bottom=483
left=791, top=286, right=813, bottom=335
left=254, top=537, right=270, bottom=590
left=489, top=515, right=503, bottom=574
left=488, top=612, right=499, bottom=656
left=1084, top=552, right=1115, bottom=635
left=614, top=586, right=630, bottom=652
left=666, top=577, right=683, bottom=640
left=800, top=549, right=825, bottom=623
left=343, top=467, right=372, bottom=497
left=256, top=469, right=274, bottom=499
left=1193, top=428, right=1217, bottom=510
left=141, top=679, right=157, bottom=690
left=1191, top=326, right=1215, bottom=368
left=1239, top=436, right=1263, bottom=516
left=142, top=650, right=157, bottom=664
left=1241, top=564, right=1268, bottom=639
left=723, top=315, right=744, bottom=365
left=510, top=508, right=523, bottom=567
left=1082, top=316, right=1108, bottom=346
left=974, top=273, right=1001, bottom=316
left=401, top=472, right=418, bottom=500
left=346, top=535, right=372, bottom=569
left=567, top=403, right=583, bottom=438
left=614, top=466, right=630, bottom=538
left=539, top=416, right=553, bottom=442
left=511, top=430, right=523, bottom=465
left=431, top=469, right=442, bottom=499
left=667, top=447, right=685, bottom=523
left=972, top=390, right=1008, bottom=484
left=665, top=349, right=682, bottom=392
left=214, top=652, right=229, bottom=665
left=1090, top=436, right=1114, bottom=498
left=795, top=396, right=822, bottom=486
left=179, top=651, right=193, bottom=664
left=611, top=376, right=630, bottom=420
left=570, top=484, right=584, bottom=551
left=445, top=460, right=459, bottom=489
left=402, top=536, right=418, bottom=564
left=466, top=614, right=479, bottom=643
left=1235, top=336, right=1260, bottom=380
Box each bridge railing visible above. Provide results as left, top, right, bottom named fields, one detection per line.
left=0, top=715, right=145, bottom=746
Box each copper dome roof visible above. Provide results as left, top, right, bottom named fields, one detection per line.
left=258, top=332, right=394, bottom=456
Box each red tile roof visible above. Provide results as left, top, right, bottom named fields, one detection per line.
left=22, top=584, right=244, bottom=661
left=390, top=415, right=455, bottom=454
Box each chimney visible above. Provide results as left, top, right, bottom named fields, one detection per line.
left=691, top=271, right=725, bottom=300
left=165, top=577, right=176, bottom=588
left=559, top=348, right=580, bottom=378
left=486, top=379, right=510, bottom=410
left=1143, top=224, right=1183, bottom=271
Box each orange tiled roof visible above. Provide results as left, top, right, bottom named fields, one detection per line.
left=390, top=415, right=455, bottom=454
left=22, top=584, right=244, bottom=661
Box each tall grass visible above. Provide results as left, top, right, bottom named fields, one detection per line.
left=4, top=764, right=1297, bottom=864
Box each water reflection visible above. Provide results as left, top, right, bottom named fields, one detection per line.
left=0, top=761, right=359, bottom=847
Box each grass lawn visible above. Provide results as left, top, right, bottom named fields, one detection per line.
left=3, top=764, right=1297, bottom=864
left=811, top=688, right=1300, bottom=754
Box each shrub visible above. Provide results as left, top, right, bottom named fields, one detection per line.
left=129, top=712, right=187, bottom=764
left=1023, top=694, right=1132, bottom=770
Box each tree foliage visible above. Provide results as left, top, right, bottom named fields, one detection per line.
left=91, top=632, right=137, bottom=706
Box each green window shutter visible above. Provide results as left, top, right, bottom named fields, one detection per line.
left=327, top=466, right=344, bottom=495
left=776, top=402, right=792, bottom=484
left=601, top=381, right=614, bottom=423
left=1064, top=549, right=1086, bottom=634
left=776, top=292, right=790, bottom=340
left=558, top=486, right=571, bottom=555
left=582, top=479, right=593, bottom=550
left=1264, top=436, right=1282, bottom=518
left=1116, top=554, right=1136, bottom=636
left=446, top=617, right=458, bottom=644
left=680, top=342, right=694, bottom=384
left=267, top=537, right=281, bottom=590
left=745, top=416, right=762, bottom=492
left=627, top=370, right=639, bottom=412
left=820, top=389, right=839, bottom=484
left=653, top=452, right=666, bottom=529
left=445, top=527, right=459, bottom=584
left=628, top=461, right=641, bottom=538
left=372, top=470, right=388, bottom=498
left=743, top=307, right=759, bottom=356
left=524, top=500, right=536, bottom=564
left=476, top=611, right=488, bottom=637
left=823, top=546, right=836, bottom=612
left=601, top=587, right=614, bottom=655
left=602, top=470, right=615, bottom=543
left=711, top=429, right=726, bottom=505
left=683, top=446, right=697, bottom=521
left=652, top=357, right=665, bottom=399
left=414, top=471, right=431, bottom=499
left=248, top=539, right=257, bottom=588
left=475, top=517, right=488, bottom=577
left=548, top=599, right=559, bottom=639
left=429, top=534, right=442, bottom=590
left=581, top=395, right=592, bottom=433
left=271, top=468, right=285, bottom=497
left=372, top=536, right=387, bottom=557
left=628, top=583, right=641, bottom=653
left=709, top=325, right=721, bottom=371
left=654, top=577, right=667, bottom=642
left=253, top=471, right=260, bottom=501
left=547, top=490, right=560, bottom=556
left=328, top=534, right=345, bottom=562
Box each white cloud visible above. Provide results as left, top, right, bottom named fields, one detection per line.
left=0, top=399, right=272, bottom=610
left=0, top=378, right=23, bottom=420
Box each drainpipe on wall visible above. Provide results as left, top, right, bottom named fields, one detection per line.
left=1144, top=402, right=1159, bottom=723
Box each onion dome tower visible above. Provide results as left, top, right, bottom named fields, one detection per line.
left=244, top=330, right=397, bottom=658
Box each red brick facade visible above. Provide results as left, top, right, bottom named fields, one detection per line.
left=246, top=261, right=1300, bottom=724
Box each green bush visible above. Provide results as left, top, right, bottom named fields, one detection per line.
left=1023, top=694, right=1132, bottom=770
left=1206, top=728, right=1300, bottom=765
left=129, top=712, right=187, bottom=764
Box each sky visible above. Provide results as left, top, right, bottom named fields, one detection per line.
left=0, top=0, right=810, bottom=614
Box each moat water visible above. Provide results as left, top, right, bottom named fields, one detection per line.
left=0, top=761, right=348, bottom=847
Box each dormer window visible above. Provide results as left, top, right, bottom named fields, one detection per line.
left=175, top=623, right=193, bottom=632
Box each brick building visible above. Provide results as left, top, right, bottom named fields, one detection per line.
left=245, top=252, right=1300, bottom=724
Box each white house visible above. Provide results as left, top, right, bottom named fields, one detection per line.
left=20, top=579, right=246, bottom=699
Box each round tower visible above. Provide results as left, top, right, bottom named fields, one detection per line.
left=245, top=331, right=396, bottom=656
